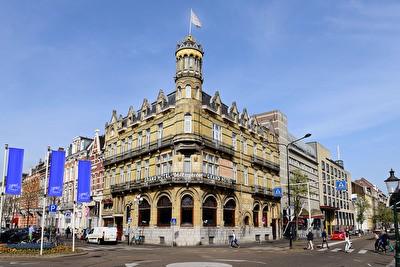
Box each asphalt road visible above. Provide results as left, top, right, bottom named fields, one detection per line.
left=0, top=235, right=396, bottom=267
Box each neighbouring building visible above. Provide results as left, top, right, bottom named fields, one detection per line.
left=255, top=111, right=321, bottom=237
left=102, top=35, right=282, bottom=246
left=59, top=136, right=93, bottom=234
left=307, top=142, right=354, bottom=234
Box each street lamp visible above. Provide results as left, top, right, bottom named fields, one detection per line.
left=385, top=169, right=400, bottom=267
left=269, top=133, right=311, bottom=248
left=286, top=133, right=311, bottom=248
left=125, top=201, right=133, bottom=245
left=134, top=194, right=143, bottom=236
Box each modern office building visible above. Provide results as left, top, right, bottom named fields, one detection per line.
left=307, top=142, right=354, bottom=234
left=102, top=35, right=282, bottom=246
left=255, top=111, right=321, bottom=236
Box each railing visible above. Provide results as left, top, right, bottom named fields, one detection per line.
left=202, top=136, right=234, bottom=156
left=105, top=135, right=174, bottom=166
left=251, top=155, right=280, bottom=172
left=111, top=172, right=236, bottom=194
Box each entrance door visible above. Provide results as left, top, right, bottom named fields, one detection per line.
left=115, top=217, right=123, bottom=241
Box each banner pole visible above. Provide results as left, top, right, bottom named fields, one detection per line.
left=72, top=159, right=77, bottom=252
left=0, top=144, right=9, bottom=233
left=40, top=146, right=50, bottom=256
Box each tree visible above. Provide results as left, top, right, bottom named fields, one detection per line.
left=373, top=202, right=393, bottom=230
left=353, top=195, right=371, bottom=230
left=289, top=169, right=309, bottom=240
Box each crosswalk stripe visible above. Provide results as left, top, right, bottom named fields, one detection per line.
left=358, top=249, right=368, bottom=254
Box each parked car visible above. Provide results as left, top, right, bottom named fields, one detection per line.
left=86, top=227, right=118, bottom=244
left=0, top=228, right=28, bottom=243
left=331, top=230, right=345, bottom=240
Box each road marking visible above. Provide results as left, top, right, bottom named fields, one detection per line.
left=358, top=249, right=368, bottom=254
left=331, top=248, right=341, bottom=252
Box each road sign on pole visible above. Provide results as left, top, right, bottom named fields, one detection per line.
left=48, top=204, right=57, bottom=213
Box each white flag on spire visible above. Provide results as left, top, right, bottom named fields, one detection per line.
left=190, top=10, right=202, bottom=28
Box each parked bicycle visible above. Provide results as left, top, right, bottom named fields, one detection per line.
left=131, top=234, right=143, bottom=245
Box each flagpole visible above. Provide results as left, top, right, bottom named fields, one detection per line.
left=40, top=146, right=50, bottom=256
left=189, top=9, right=192, bottom=35
left=72, top=159, right=77, bottom=252
left=0, top=144, right=9, bottom=233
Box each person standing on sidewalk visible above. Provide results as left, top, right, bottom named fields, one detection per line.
left=306, top=228, right=314, bottom=250
left=230, top=230, right=240, bottom=248
left=321, top=229, right=329, bottom=249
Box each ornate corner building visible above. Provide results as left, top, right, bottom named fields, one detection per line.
left=103, top=35, right=282, bottom=246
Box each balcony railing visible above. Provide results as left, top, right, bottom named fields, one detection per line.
left=251, top=155, right=280, bottom=172
left=111, top=172, right=236, bottom=194
left=104, top=135, right=174, bottom=166
left=202, top=136, right=234, bottom=157
left=110, top=172, right=275, bottom=197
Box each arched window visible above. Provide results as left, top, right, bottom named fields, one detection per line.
left=253, top=204, right=260, bottom=227
left=181, top=195, right=193, bottom=226
left=223, top=199, right=236, bottom=227
left=262, top=206, right=268, bottom=227
left=186, top=85, right=191, bottom=98
left=157, top=196, right=172, bottom=226
left=138, top=199, right=150, bottom=226
left=203, top=196, right=217, bottom=227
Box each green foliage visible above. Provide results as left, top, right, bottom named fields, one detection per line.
left=373, top=202, right=394, bottom=229
left=353, top=195, right=371, bottom=227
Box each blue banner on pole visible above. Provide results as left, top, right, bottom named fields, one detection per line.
left=5, top=147, right=24, bottom=195
left=48, top=150, right=66, bottom=197
left=77, top=160, right=91, bottom=203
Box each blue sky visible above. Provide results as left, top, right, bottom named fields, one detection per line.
left=1, top=1, right=399, bottom=192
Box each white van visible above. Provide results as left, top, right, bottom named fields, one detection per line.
left=86, top=227, right=118, bottom=244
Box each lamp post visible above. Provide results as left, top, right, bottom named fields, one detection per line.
left=125, top=201, right=133, bottom=245
left=385, top=169, right=400, bottom=267
left=286, top=133, right=311, bottom=248
left=270, top=133, right=311, bottom=248
left=134, top=194, right=143, bottom=238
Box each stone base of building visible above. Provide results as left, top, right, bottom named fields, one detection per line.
left=125, top=226, right=275, bottom=246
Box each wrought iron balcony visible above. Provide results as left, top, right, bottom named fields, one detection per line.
left=110, top=172, right=236, bottom=194
left=104, top=135, right=174, bottom=167
left=251, top=155, right=280, bottom=172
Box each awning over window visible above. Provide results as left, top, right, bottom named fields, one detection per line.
left=299, top=208, right=325, bottom=219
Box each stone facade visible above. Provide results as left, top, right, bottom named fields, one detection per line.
left=102, top=35, right=282, bottom=246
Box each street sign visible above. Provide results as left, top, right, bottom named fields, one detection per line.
left=128, top=217, right=132, bottom=224
left=48, top=204, right=57, bottom=212
left=49, top=212, right=56, bottom=218
left=171, top=218, right=176, bottom=225
left=65, top=211, right=71, bottom=217
left=273, top=188, right=283, bottom=197
left=65, top=218, right=71, bottom=223
left=336, top=180, right=347, bottom=191
left=262, top=217, right=266, bottom=223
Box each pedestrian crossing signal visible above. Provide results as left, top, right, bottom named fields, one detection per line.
left=336, top=180, right=347, bottom=191
left=273, top=188, right=283, bottom=197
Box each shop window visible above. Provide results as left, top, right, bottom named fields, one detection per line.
left=157, top=196, right=172, bottom=226
left=181, top=195, right=193, bottom=226
left=223, top=199, right=236, bottom=227
left=203, top=196, right=217, bottom=227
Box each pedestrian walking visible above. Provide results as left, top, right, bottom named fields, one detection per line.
left=306, top=228, right=314, bottom=250
left=28, top=225, right=35, bottom=242
left=66, top=226, right=71, bottom=239
left=381, top=231, right=389, bottom=253
left=374, top=231, right=380, bottom=252
left=321, top=229, right=329, bottom=249
left=230, top=230, right=240, bottom=248
left=344, top=228, right=351, bottom=253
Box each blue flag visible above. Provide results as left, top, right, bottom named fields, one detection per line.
left=77, top=160, right=91, bottom=203
left=5, top=147, right=24, bottom=195
left=48, top=150, right=66, bottom=197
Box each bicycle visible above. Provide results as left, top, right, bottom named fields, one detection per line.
left=131, top=234, right=143, bottom=245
